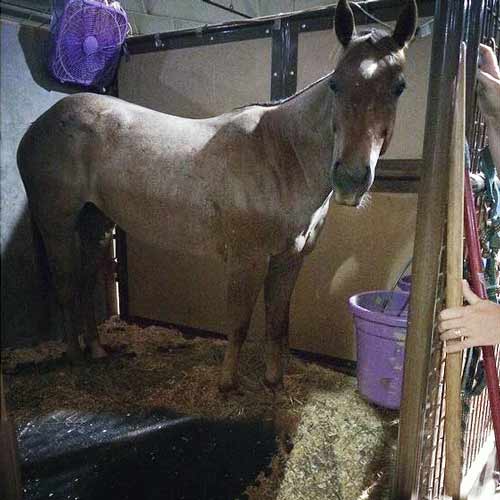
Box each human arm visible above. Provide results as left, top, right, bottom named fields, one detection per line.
left=477, top=44, right=500, bottom=177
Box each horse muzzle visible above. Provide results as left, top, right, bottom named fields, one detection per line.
left=333, top=190, right=363, bottom=207
left=330, top=160, right=373, bottom=206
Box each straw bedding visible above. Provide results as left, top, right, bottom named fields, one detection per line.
left=2, top=317, right=398, bottom=499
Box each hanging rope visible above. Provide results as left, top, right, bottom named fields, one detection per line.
left=351, top=2, right=434, bottom=38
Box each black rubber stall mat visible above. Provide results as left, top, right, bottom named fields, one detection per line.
left=18, top=410, right=277, bottom=500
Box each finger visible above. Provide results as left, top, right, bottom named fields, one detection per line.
left=478, top=44, right=500, bottom=78
left=438, top=317, right=464, bottom=333
left=462, top=279, right=481, bottom=305
left=439, top=306, right=464, bottom=321
left=440, top=327, right=466, bottom=341
left=478, top=43, right=495, bottom=56
left=445, top=340, right=467, bottom=354
left=477, top=69, right=499, bottom=88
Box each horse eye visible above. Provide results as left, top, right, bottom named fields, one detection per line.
left=393, top=80, right=406, bottom=97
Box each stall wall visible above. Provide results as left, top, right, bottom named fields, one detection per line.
left=0, top=20, right=106, bottom=347
left=121, top=0, right=261, bottom=34
left=118, top=28, right=430, bottom=360
left=1, top=21, right=65, bottom=346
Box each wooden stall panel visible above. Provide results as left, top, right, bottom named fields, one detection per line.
left=287, top=193, right=418, bottom=359
left=118, top=38, right=271, bottom=332
left=126, top=237, right=227, bottom=332
left=119, top=39, right=271, bottom=118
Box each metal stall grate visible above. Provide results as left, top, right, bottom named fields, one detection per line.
left=462, top=0, right=500, bottom=483
left=395, top=0, right=500, bottom=498
left=418, top=257, right=448, bottom=500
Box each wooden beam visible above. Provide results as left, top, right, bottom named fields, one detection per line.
left=393, top=0, right=464, bottom=497
left=444, top=41, right=466, bottom=499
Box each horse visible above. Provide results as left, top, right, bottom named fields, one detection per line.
left=17, top=0, right=417, bottom=391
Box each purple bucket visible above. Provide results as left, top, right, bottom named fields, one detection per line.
left=348, top=291, right=409, bottom=410
left=397, top=275, right=412, bottom=292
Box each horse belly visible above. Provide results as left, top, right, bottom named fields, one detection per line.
left=98, top=183, right=225, bottom=257
left=92, top=146, right=225, bottom=257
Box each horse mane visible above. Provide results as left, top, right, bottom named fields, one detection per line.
left=234, top=72, right=334, bottom=111
left=234, top=28, right=393, bottom=111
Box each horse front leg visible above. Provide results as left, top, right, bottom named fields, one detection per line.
left=264, top=253, right=304, bottom=389
left=219, top=256, right=267, bottom=393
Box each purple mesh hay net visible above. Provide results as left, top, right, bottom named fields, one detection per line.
left=49, top=0, right=128, bottom=88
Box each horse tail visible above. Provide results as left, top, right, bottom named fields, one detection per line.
left=17, top=120, right=54, bottom=339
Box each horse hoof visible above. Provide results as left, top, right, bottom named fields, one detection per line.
left=65, top=348, right=85, bottom=364
left=89, top=343, right=108, bottom=359
left=218, top=379, right=240, bottom=394
left=263, top=377, right=284, bottom=392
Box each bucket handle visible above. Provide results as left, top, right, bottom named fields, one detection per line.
left=381, top=257, right=413, bottom=313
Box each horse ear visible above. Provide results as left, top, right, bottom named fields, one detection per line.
left=335, top=0, right=355, bottom=47
left=392, top=0, right=418, bottom=48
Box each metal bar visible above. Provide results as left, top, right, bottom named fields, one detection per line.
left=478, top=392, right=491, bottom=458
left=283, top=20, right=299, bottom=98
left=124, top=0, right=436, bottom=54
left=200, top=0, right=252, bottom=19
left=463, top=168, right=500, bottom=465
left=437, top=378, right=447, bottom=496
left=0, top=1, right=51, bottom=25
left=126, top=23, right=274, bottom=55
left=393, top=0, right=464, bottom=497
left=103, top=237, right=118, bottom=317
left=115, top=227, right=129, bottom=319
left=464, top=0, right=486, bottom=141
left=271, top=19, right=285, bottom=101
left=444, top=41, right=466, bottom=500
left=270, top=18, right=299, bottom=101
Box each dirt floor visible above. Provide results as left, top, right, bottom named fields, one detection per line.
left=2, top=317, right=398, bottom=500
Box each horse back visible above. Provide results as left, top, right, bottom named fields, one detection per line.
left=17, top=93, right=321, bottom=258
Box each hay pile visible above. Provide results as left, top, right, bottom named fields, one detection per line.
left=2, top=317, right=397, bottom=500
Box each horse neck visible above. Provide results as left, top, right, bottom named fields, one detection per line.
left=270, top=76, right=335, bottom=200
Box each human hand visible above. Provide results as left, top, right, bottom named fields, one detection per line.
left=438, top=279, right=500, bottom=353
left=477, top=44, right=500, bottom=125
left=478, top=43, right=500, bottom=79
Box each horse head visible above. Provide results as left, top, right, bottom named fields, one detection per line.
left=330, top=0, right=418, bottom=206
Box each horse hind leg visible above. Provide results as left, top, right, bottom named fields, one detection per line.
left=34, top=218, right=85, bottom=361
left=77, top=203, right=114, bottom=359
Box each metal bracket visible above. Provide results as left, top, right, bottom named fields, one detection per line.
left=270, top=19, right=298, bottom=101
left=153, top=33, right=165, bottom=49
